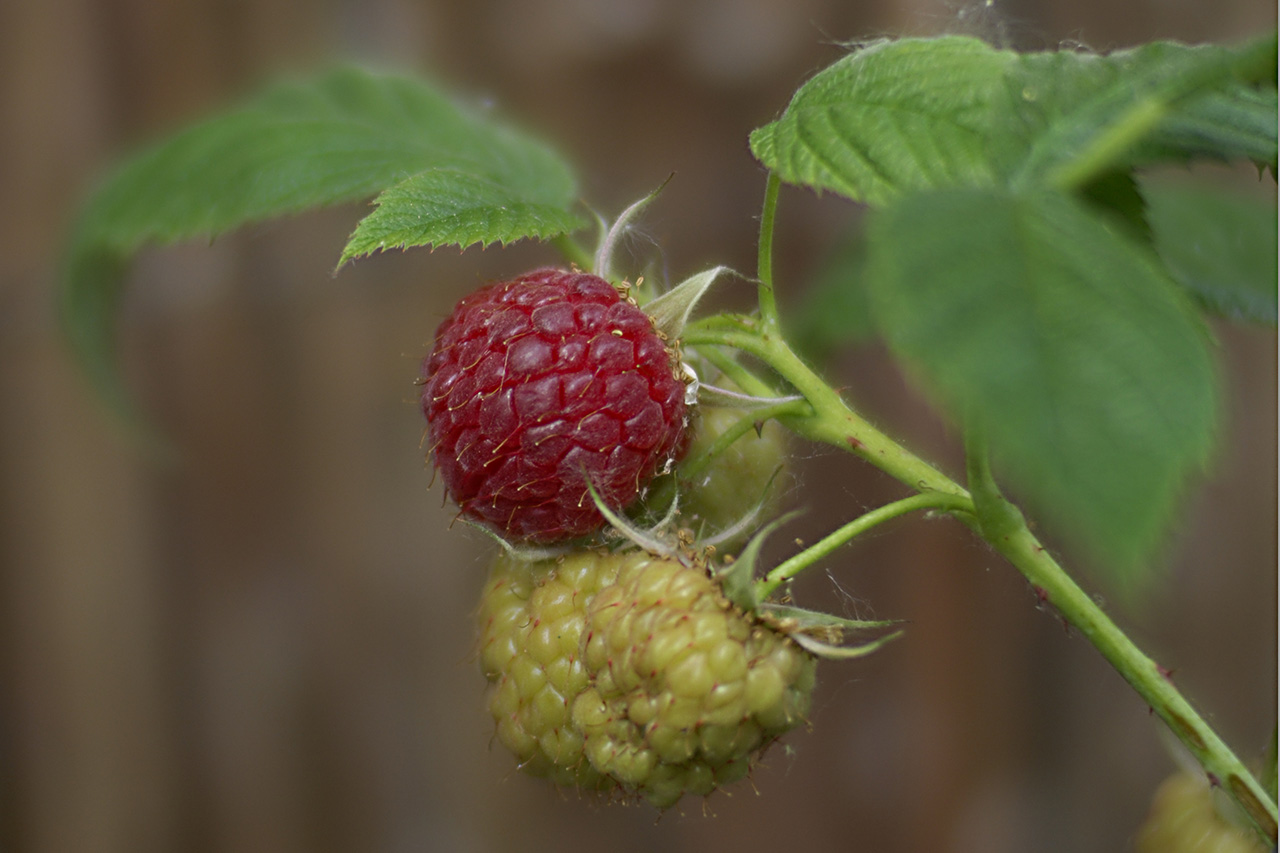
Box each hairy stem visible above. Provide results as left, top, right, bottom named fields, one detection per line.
left=964, top=434, right=1278, bottom=844
left=693, top=344, right=781, bottom=400
left=685, top=318, right=967, bottom=499
left=685, top=318, right=1279, bottom=844
left=756, top=171, right=782, bottom=331
left=757, top=491, right=974, bottom=599
left=1264, top=725, right=1278, bottom=802
left=680, top=400, right=809, bottom=482
left=552, top=233, right=595, bottom=272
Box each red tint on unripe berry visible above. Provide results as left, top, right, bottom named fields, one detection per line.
left=422, top=269, right=688, bottom=542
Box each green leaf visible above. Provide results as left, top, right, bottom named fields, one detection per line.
left=1014, top=35, right=1278, bottom=189
left=1144, top=181, right=1278, bottom=324
left=864, top=187, right=1219, bottom=580
left=762, top=601, right=906, bottom=660
left=73, top=67, right=582, bottom=252
left=757, top=604, right=903, bottom=661
left=338, top=168, right=583, bottom=265
left=789, top=226, right=878, bottom=360
left=1141, top=83, right=1278, bottom=173
left=1078, top=170, right=1152, bottom=242
left=644, top=266, right=742, bottom=340
left=758, top=602, right=900, bottom=633
left=62, top=66, right=584, bottom=434
left=749, top=37, right=1018, bottom=207
left=750, top=34, right=1277, bottom=205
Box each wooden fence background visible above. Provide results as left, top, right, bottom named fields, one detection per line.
left=1, top=1, right=1274, bottom=851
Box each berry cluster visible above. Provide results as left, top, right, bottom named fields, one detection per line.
left=424, top=269, right=815, bottom=807
left=478, top=549, right=815, bottom=807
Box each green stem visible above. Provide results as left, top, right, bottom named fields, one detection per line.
left=965, top=432, right=1276, bottom=846
left=693, top=343, right=782, bottom=401
left=684, top=320, right=967, bottom=500
left=987, top=507, right=1278, bottom=846
left=687, top=318, right=1279, bottom=845
left=758, top=491, right=974, bottom=599
left=963, top=428, right=1028, bottom=543
left=1264, top=724, right=1278, bottom=802
left=552, top=233, right=594, bottom=272
left=680, top=400, right=809, bottom=482
left=756, top=172, right=782, bottom=331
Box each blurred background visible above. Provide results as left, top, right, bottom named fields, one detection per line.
left=1, top=1, right=1275, bottom=851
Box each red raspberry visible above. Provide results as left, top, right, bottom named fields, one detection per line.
left=422, top=269, right=689, bottom=542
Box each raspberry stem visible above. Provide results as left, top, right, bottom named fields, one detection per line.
left=964, top=433, right=1278, bottom=846
left=552, top=233, right=594, bottom=272
left=683, top=317, right=1279, bottom=845
left=1264, top=725, right=1278, bottom=801
left=756, top=491, right=974, bottom=600
left=693, top=344, right=781, bottom=400
left=679, top=400, right=808, bottom=482
left=685, top=317, right=966, bottom=498
left=755, top=171, right=782, bottom=332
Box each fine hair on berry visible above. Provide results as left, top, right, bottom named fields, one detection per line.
left=422, top=269, right=689, bottom=542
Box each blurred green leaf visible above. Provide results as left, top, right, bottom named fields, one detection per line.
left=72, top=67, right=583, bottom=252
left=62, top=66, right=584, bottom=435
left=864, top=187, right=1219, bottom=584
left=1013, top=34, right=1278, bottom=188
left=1144, top=181, right=1278, bottom=324
left=1078, top=169, right=1151, bottom=241
left=1141, top=83, right=1278, bottom=172
left=789, top=227, right=877, bottom=360
left=750, top=34, right=1277, bottom=205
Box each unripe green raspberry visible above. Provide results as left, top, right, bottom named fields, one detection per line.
left=1134, top=771, right=1266, bottom=853
left=477, top=552, right=613, bottom=788
left=575, top=555, right=815, bottom=807
left=677, top=400, right=791, bottom=551
left=476, top=549, right=816, bottom=807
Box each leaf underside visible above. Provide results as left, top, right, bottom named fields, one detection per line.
left=864, top=187, right=1219, bottom=582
